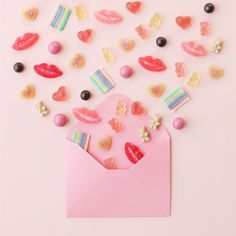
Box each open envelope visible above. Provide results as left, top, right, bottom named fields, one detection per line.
left=66, top=93, right=171, bottom=217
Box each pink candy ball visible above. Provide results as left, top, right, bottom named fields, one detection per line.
left=48, top=41, right=62, bottom=54
left=53, top=114, right=68, bottom=127
left=120, top=65, right=133, bottom=78
left=173, top=117, right=185, bottom=130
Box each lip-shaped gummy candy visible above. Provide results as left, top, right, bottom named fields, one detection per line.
left=73, top=107, right=101, bottom=123
left=94, top=10, right=123, bottom=24
left=181, top=41, right=208, bottom=57
left=12, top=33, right=39, bottom=50
left=138, top=56, right=166, bottom=72
left=34, top=63, right=63, bottom=78
left=124, top=142, right=144, bottom=164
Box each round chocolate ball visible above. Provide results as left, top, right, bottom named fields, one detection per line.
left=204, top=3, right=215, bottom=13
left=156, top=37, right=167, bottom=47
left=13, top=62, right=24, bottom=73
left=80, top=90, right=91, bottom=100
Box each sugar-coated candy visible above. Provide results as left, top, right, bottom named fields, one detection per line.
left=108, top=118, right=124, bottom=133
left=116, top=100, right=127, bottom=116
left=50, top=4, right=71, bottom=31
left=137, top=127, right=151, bottom=143
left=74, top=5, right=87, bottom=21
left=138, top=56, right=166, bottom=72
left=119, top=38, right=135, bottom=52
left=200, top=22, right=210, bottom=36
left=204, top=3, right=215, bottom=14
left=102, top=47, right=115, bottom=63
left=149, top=13, right=162, bottom=30
left=96, top=135, right=112, bottom=151
left=12, top=33, right=39, bottom=51
left=77, top=29, right=93, bottom=43
left=173, top=117, right=185, bottom=130
left=176, top=16, right=192, bottom=30
left=187, top=73, right=201, bottom=88
left=52, top=86, right=69, bottom=102
left=135, top=25, right=149, bottom=39
left=20, top=84, right=35, bottom=99
left=48, top=41, right=62, bottom=54
left=211, top=38, right=223, bottom=54
left=69, top=53, right=85, bottom=69
left=94, top=10, right=123, bottom=24
left=208, top=65, right=224, bottom=79
left=22, top=7, right=38, bottom=21
left=73, top=107, right=101, bottom=123
left=181, top=41, right=208, bottom=57
left=53, top=114, right=68, bottom=127
left=126, top=1, right=143, bottom=14
left=147, top=83, right=165, bottom=98
left=175, top=62, right=186, bottom=77
left=80, top=90, right=91, bottom=100
left=124, top=142, right=144, bottom=164
left=156, top=37, right=167, bottom=47
left=131, top=101, right=147, bottom=115
left=150, top=114, right=162, bottom=130
left=73, top=131, right=91, bottom=151
left=36, top=101, right=49, bottom=117
left=104, top=158, right=117, bottom=170
left=120, top=65, right=133, bottom=78
left=34, top=63, right=63, bottom=78
left=13, top=62, right=25, bottom=73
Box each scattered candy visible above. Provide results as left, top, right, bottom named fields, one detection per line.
left=124, top=142, right=144, bottom=164
left=208, top=65, right=224, bottom=79
left=211, top=38, right=223, bottom=54
left=137, top=127, right=151, bottom=143
left=115, top=100, right=127, bottom=116
left=200, top=22, right=210, bottom=36
left=74, top=5, right=87, bottom=21
left=164, top=87, right=190, bottom=112
left=108, top=118, right=124, bottom=133
left=173, top=117, right=185, bottom=130
left=104, top=158, right=117, bottom=169
left=175, top=62, right=186, bottom=77
left=53, top=114, right=68, bottom=127
left=52, top=86, right=69, bottom=102
left=12, top=33, right=39, bottom=51
left=102, top=47, right=115, bottom=63
left=48, top=41, right=62, bottom=54
left=135, top=25, right=149, bottom=39
left=73, top=107, right=101, bottom=123
left=126, top=1, right=143, bottom=14
left=77, top=29, right=93, bottom=43
left=36, top=101, right=49, bottom=117
left=50, top=4, right=71, bottom=31
left=156, top=37, right=167, bottom=47
left=13, top=62, right=24, bottom=73
left=131, top=101, right=147, bottom=115
left=187, top=73, right=201, bottom=88
left=34, top=63, right=63, bottom=78
left=147, top=83, right=165, bottom=97
left=138, top=56, right=166, bottom=72
left=20, top=84, right=35, bottom=99
left=80, top=90, right=91, bottom=100
left=149, top=12, right=162, bottom=30
left=119, top=38, right=135, bottom=52
left=96, top=135, right=112, bottom=151
left=120, top=65, right=133, bottom=78
left=181, top=41, right=208, bottom=57
left=22, top=7, right=38, bottom=21
left=150, top=114, right=162, bottom=130
left=69, top=53, right=85, bottom=69
left=176, top=16, right=192, bottom=30
left=73, top=131, right=91, bottom=151
left=89, top=68, right=116, bottom=94
left=204, top=3, right=215, bottom=14
left=94, top=10, right=123, bottom=24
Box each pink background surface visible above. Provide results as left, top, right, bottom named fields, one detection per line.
left=0, top=0, right=235, bottom=235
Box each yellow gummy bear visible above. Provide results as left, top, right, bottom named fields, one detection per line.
left=102, top=48, right=115, bottom=63
left=74, top=5, right=87, bottom=20
left=149, top=13, right=162, bottom=30
left=187, top=73, right=201, bottom=88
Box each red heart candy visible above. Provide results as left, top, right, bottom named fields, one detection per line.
left=77, top=29, right=93, bottom=43
left=52, top=86, right=69, bottom=102
left=176, top=16, right=192, bottom=29
left=126, top=1, right=142, bottom=14
left=131, top=101, right=147, bottom=115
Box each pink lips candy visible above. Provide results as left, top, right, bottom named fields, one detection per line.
left=181, top=41, right=208, bottom=57
left=94, top=10, right=123, bottom=24
left=73, top=107, right=101, bottom=123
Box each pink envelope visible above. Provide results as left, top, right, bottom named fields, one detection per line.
left=66, top=93, right=171, bottom=217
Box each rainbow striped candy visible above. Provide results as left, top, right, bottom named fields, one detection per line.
left=73, top=131, right=91, bottom=151
left=89, top=68, right=116, bottom=94
left=50, top=4, right=71, bottom=31
left=164, top=87, right=190, bottom=112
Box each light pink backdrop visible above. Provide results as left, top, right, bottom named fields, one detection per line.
left=0, top=0, right=235, bottom=235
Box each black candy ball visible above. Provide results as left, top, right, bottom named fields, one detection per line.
left=80, top=90, right=91, bottom=100
left=156, top=37, right=167, bottom=47
left=204, top=3, right=215, bottom=13
left=13, top=62, right=24, bottom=73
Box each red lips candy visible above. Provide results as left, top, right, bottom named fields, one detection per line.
left=34, top=63, right=63, bottom=78
left=73, top=107, right=101, bottom=123
left=124, top=142, right=144, bottom=164
left=12, top=33, right=39, bottom=50
left=138, top=56, right=166, bottom=72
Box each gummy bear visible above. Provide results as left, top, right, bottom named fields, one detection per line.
left=187, top=73, right=201, bottom=88
left=108, top=118, right=124, bottom=133
left=74, top=5, right=87, bottom=20
left=176, top=16, right=192, bottom=30
left=211, top=38, right=223, bottom=54
left=124, top=142, right=144, bottom=164
left=102, top=47, right=115, bottom=63
left=150, top=114, right=162, bottom=130
left=104, top=158, right=117, bottom=169
left=126, top=1, right=143, bottom=14
left=97, top=135, right=112, bottom=151
left=200, top=21, right=210, bottom=36
left=52, top=86, right=69, bottom=102
left=116, top=100, right=127, bottom=116
left=77, top=29, right=93, bottom=43
left=135, top=25, right=149, bottom=39
left=22, top=7, right=38, bottom=21
left=36, top=101, right=49, bottom=117
left=69, top=53, right=85, bottom=69
left=131, top=101, right=147, bottom=115
left=175, top=62, right=186, bottom=77
left=208, top=65, right=224, bottom=79
left=149, top=13, right=162, bottom=30
left=119, top=38, right=136, bottom=52
left=20, top=84, right=35, bottom=99
left=137, top=127, right=151, bottom=143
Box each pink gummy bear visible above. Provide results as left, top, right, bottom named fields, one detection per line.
left=135, top=25, right=149, bottom=39
left=175, top=62, right=186, bottom=77
left=200, top=22, right=210, bottom=36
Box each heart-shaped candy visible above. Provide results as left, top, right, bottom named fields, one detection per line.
left=126, top=1, right=143, bottom=14
left=20, top=84, right=35, bottom=99
left=147, top=83, right=165, bottom=97
left=131, top=101, right=147, bottom=115
left=176, top=16, right=192, bottom=29
left=77, top=29, right=93, bottom=43
left=52, top=86, right=69, bottom=102
left=69, top=53, right=85, bottom=69
left=97, top=135, right=112, bottom=151
left=104, top=158, right=117, bottom=169
left=22, top=7, right=38, bottom=21
left=119, top=38, right=136, bottom=52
